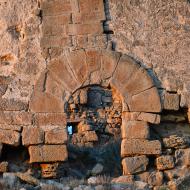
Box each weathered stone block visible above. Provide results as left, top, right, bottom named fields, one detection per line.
left=29, top=145, right=68, bottom=163
left=163, top=135, right=189, bottom=149
left=34, top=113, right=67, bottom=126
left=45, top=127, right=68, bottom=144
left=41, top=36, right=72, bottom=48
left=0, top=124, right=22, bottom=132
left=156, top=155, right=175, bottom=170
left=175, top=149, right=190, bottom=166
left=121, top=121, right=149, bottom=139
left=66, top=23, right=103, bottom=35
left=112, top=175, right=134, bottom=184
left=0, top=111, right=32, bottom=125
left=22, top=127, right=44, bottom=146
left=164, top=93, right=179, bottom=110
left=42, top=0, right=72, bottom=16
left=121, top=139, right=161, bottom=157
left=137, top=112, right=161, bottom=124
left=0, top=129, right=20, bottom=146
left=42, top=24, right=65, bottom=36
left=128, top=87, right=162, bottom=113
left=148, top=171, right=163, bottom=186
left=0, top=98, right=28, bottom=111
left=122, top=156, right=149, bottom=175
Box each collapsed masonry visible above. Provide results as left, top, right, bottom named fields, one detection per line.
left=0, top=0, right=190, bottom=189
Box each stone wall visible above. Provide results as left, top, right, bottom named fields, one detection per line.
left=0, top=0, right=190, bottom=189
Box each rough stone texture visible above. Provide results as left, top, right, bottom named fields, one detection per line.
left=22, top=127, right=44, bottom=146
left=121, top=139, right=162, bottom=157
left=0, top=162, right=8, bottom=173
left=121, top=121, right=149, bottom=139
left=28, top=145, right=68, bottom=163
left=45, top=127, right=68, bottom=144
left=122, top=156, right=149, bottom=175
left=164, top=93, right=180, bottom=110
left=156, top=156, right=175, bottom=170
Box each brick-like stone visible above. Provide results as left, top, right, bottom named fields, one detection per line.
left=45, top=127, right=68, bottom=144
left=122, top=156, right=149, bottom=175
left=121, top=139, right=161, bottom=157
left=0, top=124, right=22, bottom=132
left=156, top=155, right=175, bottom=170
left=0, top=111, right=32, bottom=125
left=0, top=129, right=20, bottom=146
left=175, top=149, right=190, bottom=166
left=34, top=113, right=67, bottom=126
left=43, top=14, right=71, bottom=26
left=42, top=0, right=72, bottom=16
left=41, top=36, right=72, bottom=48
left=42, top=24, right=65, bottom=36
left=112, top=175, right=134, bottom=184
left=22, top=127, right=44, bottom=146
left=66, top=23, right=103, bottom=35
left=29, top=145, right=68, bottom=163
left=164, top=93, right=179, bottom=110
left=121, top=121, right=149, bottom=139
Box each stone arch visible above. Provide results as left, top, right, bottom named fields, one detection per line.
left=30, top=49, right=161, bottom=113
left=29, top=49, right=162, bottom=175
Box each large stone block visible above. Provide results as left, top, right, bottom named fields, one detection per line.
left=128, top=87, right=162, bottom=113
left=22, top=127, right=44, bottom=146
left=42, top=0, right=72, bottom=16
left=30, top=92, right=64, bottom=113
left=66, top=23, right=103, bottom=35
left=122, top=156, right=149, bottom=175
left=121, top=139, right=161, bottom=157
left=45, top=127, right=68, bottom=144
left=34, top=113, right=67, bottom=126
left=0, top=129, right=20, bottom=146
left=121, top=121, right=149, bottom=139
left=148, top=171, right=163, bottom=186
left=164, top=93, right=179, bottom=110
left=0, top=111, right=32, bottom=125
left=137, top=112, right=161, bottom=124
left=156, top=155, right=175, bottom=170
left=29, top=145, right=68, bottom=163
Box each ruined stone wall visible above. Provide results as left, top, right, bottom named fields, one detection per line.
left=0, top=0, right=190, bottom=190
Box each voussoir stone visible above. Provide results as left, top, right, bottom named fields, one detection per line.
left=22, top=127, right=44, bottom=146
left=45, top=127, right=68, bottom=144
left=128, top=87, right=162, bottom=113
left=121, top=121, right=149, bottom=139
left=29, top=145, right=68, bottom=163
left=122, top=156, right=149, bottom=175
left=121, top=139, right=161, bottom=157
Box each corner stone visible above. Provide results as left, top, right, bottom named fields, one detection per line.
left=29, top=145, right=68, bottom=163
